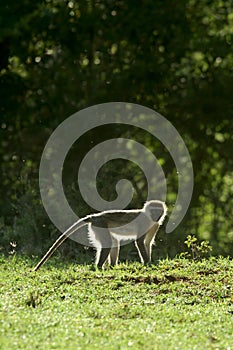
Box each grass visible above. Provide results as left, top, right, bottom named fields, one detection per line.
left=0, top=255, right=233, bottom=349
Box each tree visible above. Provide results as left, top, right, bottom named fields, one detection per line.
left=0, top=0, right=232, bottom=255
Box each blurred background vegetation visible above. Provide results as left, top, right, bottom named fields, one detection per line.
left=0, top=0, right=232, bottom=260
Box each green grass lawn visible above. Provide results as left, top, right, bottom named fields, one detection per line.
left=0, top=255, right=233, bottom=349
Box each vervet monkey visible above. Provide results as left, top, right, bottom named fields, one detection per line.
left=33, top=200, right=167, bottom=271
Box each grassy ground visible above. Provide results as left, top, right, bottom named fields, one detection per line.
left=0, top=255, right=233, bottom=350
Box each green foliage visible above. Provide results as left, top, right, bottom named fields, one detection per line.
left=181, top=234, right=213, bottom=260
left=0, top=256, right=233, bottom=349
left=0, top=191, right=53, bottom=255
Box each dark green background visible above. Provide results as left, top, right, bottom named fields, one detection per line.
left=0, top=0, right=232, bottom=258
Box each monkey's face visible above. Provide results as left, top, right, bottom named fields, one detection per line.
left=147, top=201, right=165, bottom=222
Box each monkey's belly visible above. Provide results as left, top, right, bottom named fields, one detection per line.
left=108, top=221, right=155, bottom=240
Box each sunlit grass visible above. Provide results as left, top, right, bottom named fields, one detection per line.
left=0, top=256, right=233, bottom=349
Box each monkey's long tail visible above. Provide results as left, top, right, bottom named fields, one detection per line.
left=33, top=220, right=88, bottom=271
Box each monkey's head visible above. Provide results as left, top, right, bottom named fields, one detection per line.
left=144, top=200, right=167, bottom=223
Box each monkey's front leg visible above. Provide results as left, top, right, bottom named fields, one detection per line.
left=135, top=234, right=150, bottom=263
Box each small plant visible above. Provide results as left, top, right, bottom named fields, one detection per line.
left=25, top=292, right=41, bottom=308
left=183, top=235, right=212, bottom=260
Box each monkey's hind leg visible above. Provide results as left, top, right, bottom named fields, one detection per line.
left=93, top=227, right=112, bottom=269
left=97, top=247, right=111, bottom=268
left=109, top=236, right=119, bottom=266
